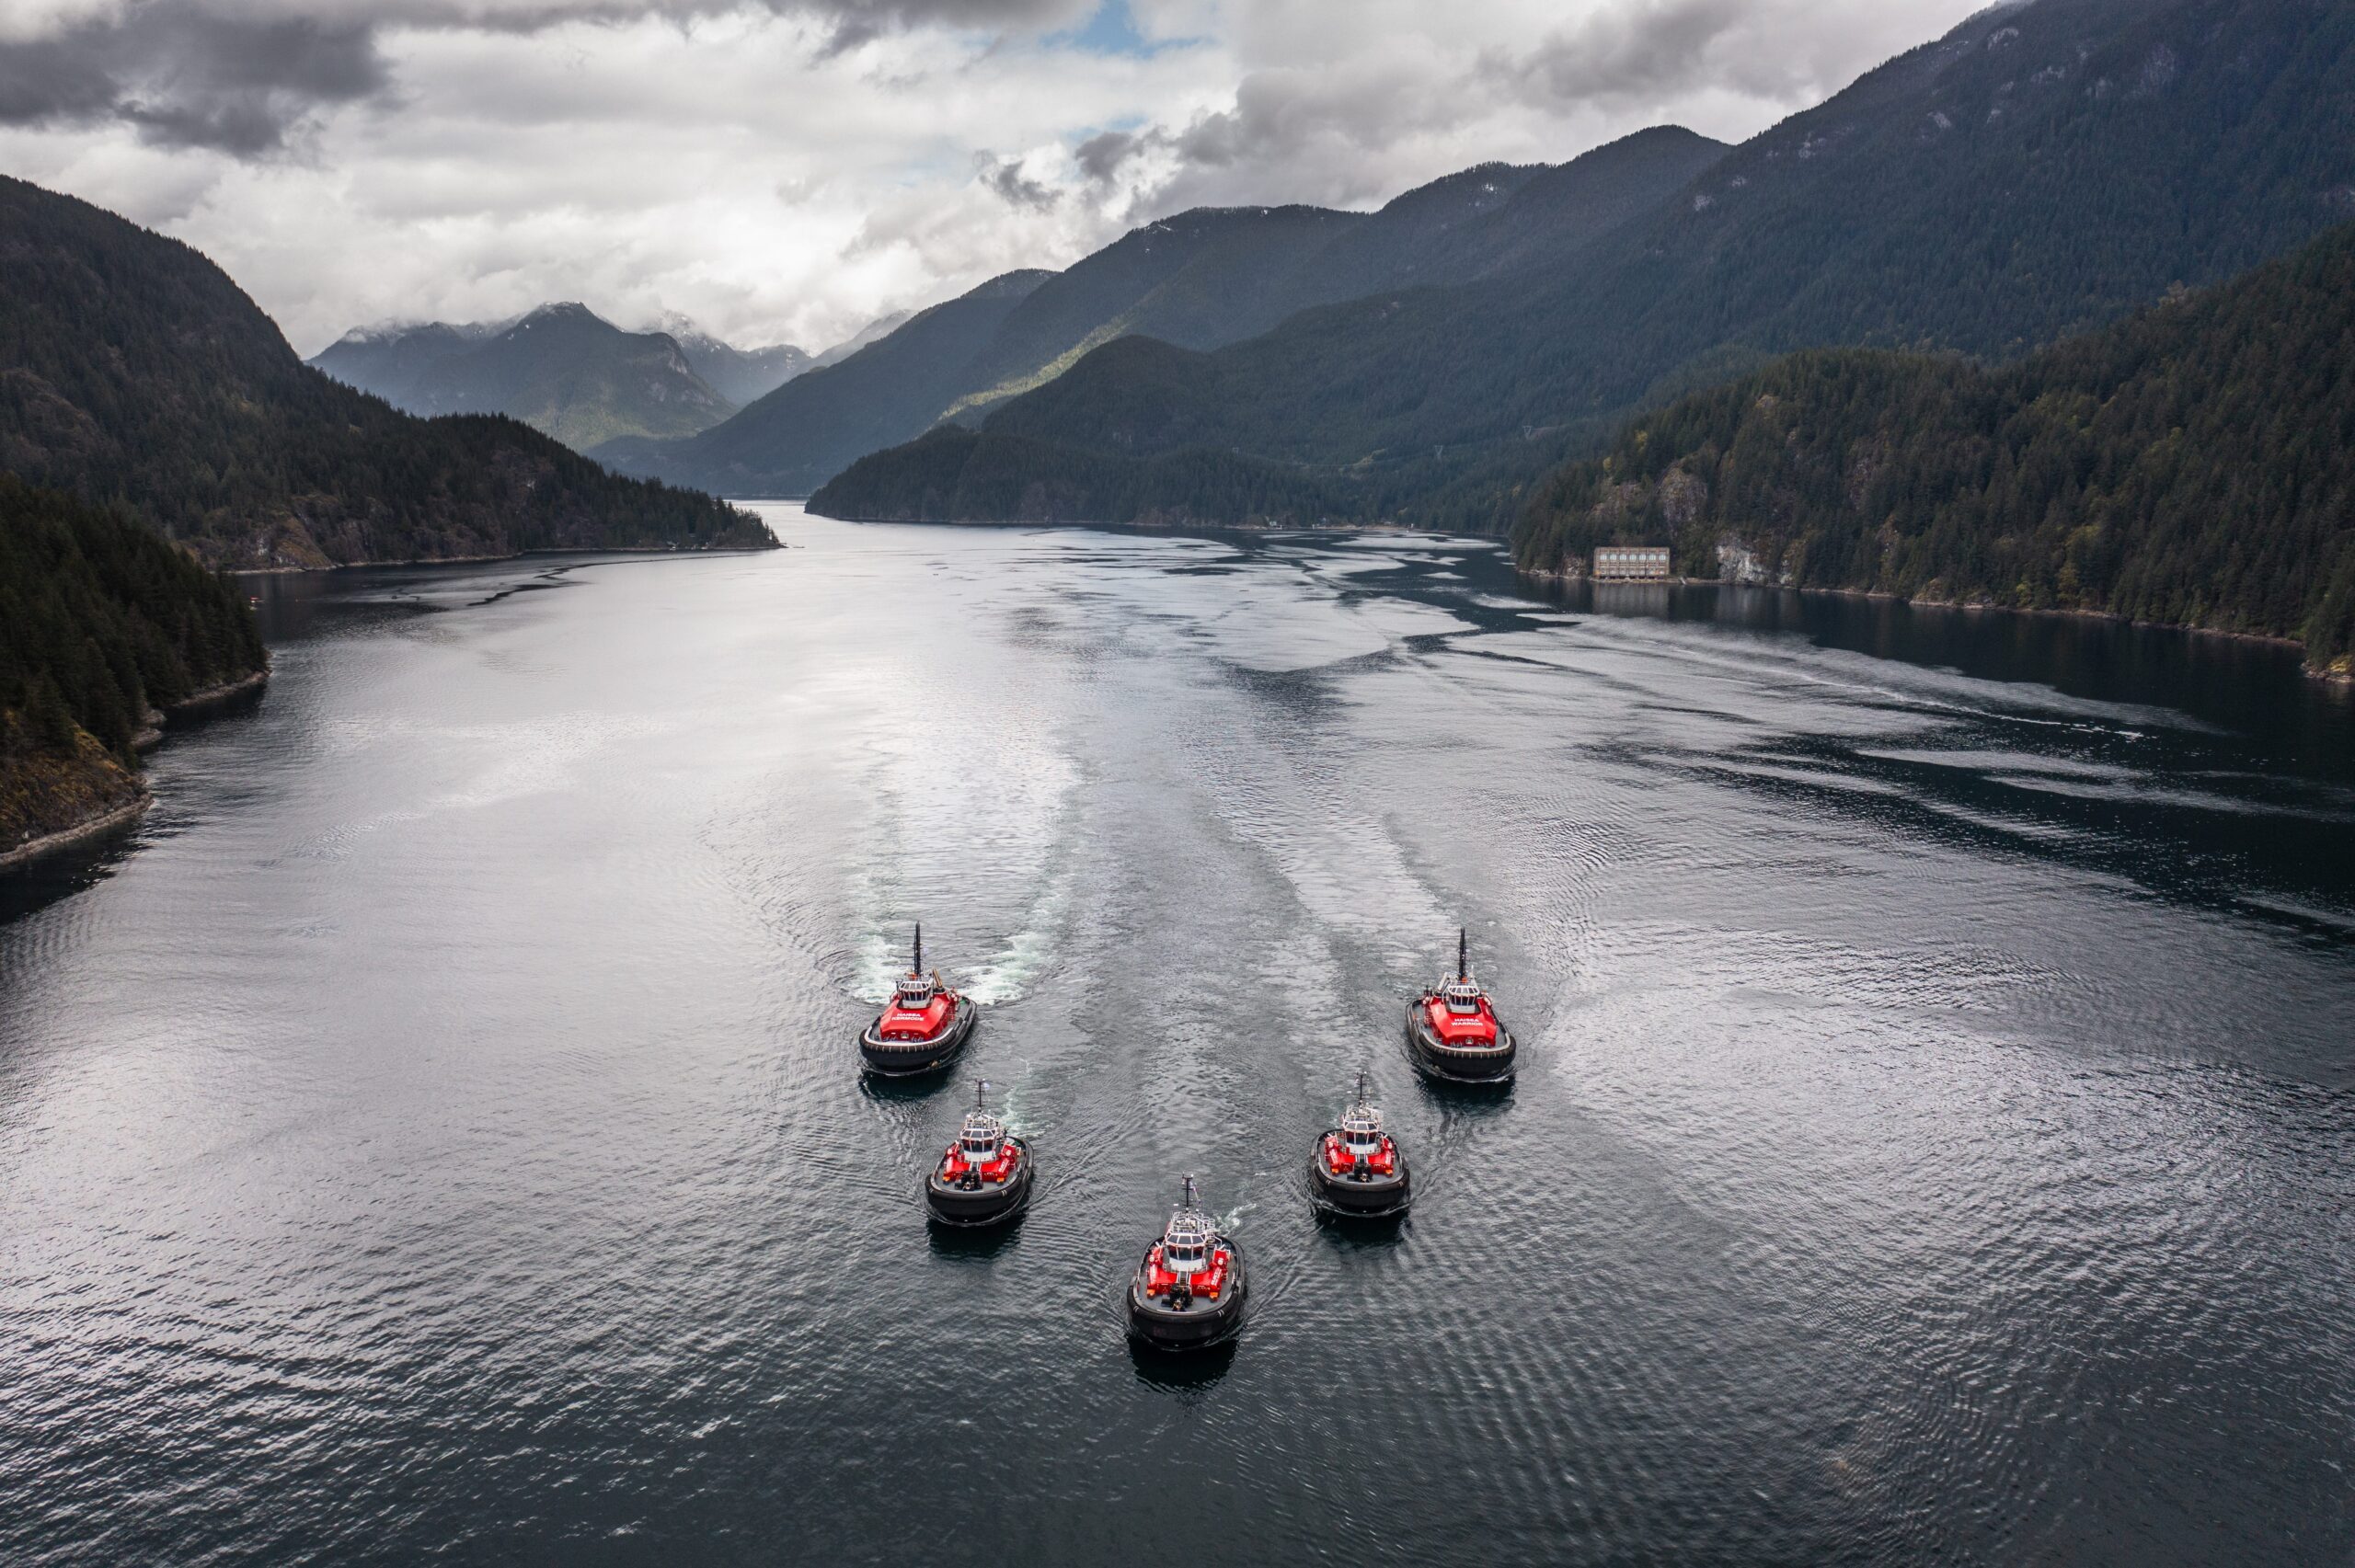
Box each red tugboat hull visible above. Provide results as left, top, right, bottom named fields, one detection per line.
left=1126, top=1239, right=1248, bottom=1351
left=1404, top=999, right=1516, bottom=1084
left=858, top=1002, right=976, bottom=1076
left=924, top=1136, right=1034, bottom=1226
left=1307, top=1143, right=1412, bottom=1219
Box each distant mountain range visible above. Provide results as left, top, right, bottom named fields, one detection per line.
left=815, top=0, right=2355, bottom=532
left=592, top=269, right=1060, bottom=497
left=598, top=125, right=1729, bottom=496
left=0, top=175, right=771, bottom=569
left=643, top=313, right=813, bottom=406
left=309, top=304, right=813, bottom=452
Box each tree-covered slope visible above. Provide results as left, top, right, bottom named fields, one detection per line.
left=0, top=176, right=768, bottom=567
left=848, top=0, right=2355, bottom=530
left=1512, top=221, right=2355, bottom=678
left=624, top=128, right=1723, bottom=498
left=594, top=270, right=1053, bottom=497
left=936, top=204, right=1368, bottom=421
left=1292, top=126, right=1729, bottom=296
left=1, top=476, right=267, bottom=860
left=811, top=421, right=1353, bottom=528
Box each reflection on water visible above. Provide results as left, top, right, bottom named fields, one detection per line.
left=2, top=511, right=2350, bottom=1565
left=1545, top=572, right=2353, bottom=774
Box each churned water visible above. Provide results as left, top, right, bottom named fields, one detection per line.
left=3, top=508, right=2350, bottom=1564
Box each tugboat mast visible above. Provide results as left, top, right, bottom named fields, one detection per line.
left=1457, top=926, right=1468, bottom=981
left=913, top=921, right=923, bottom=976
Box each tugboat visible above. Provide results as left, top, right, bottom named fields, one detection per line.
left=1125, top=1176, right=1247, bottom=1351
left=858, top=924, right=976, bottom=1076
left=1309, top=1070, right=1411, bottom=1218
left=924, top=1082, right=1033, bottom=1227
left=1405, top=929, right=1515, bottom=1084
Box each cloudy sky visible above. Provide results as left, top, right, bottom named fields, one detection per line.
left=0, top=0, right=1989, bottom=356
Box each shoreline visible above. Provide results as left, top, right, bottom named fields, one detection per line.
left=0, top=791, right=153, bottom=873
left=2, top=665, right=270, bottom=876
left=1515, top=567, right=2341, bottom=681
left=226, top=544, right=780, bottom=578
left=167, top=668, right=271, bottom=716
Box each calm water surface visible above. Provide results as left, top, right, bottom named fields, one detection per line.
left=4, top=509, right=2351, bottom=1564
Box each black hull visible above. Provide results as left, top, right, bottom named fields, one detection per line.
left=1308, top=1154, right=1411, bottom=1219
left=925, top=1139, right=1034, bottom=1227
left=1127, top=1244, right=1248, bottom=1352
left=1405, top=1002, right=1516, bottom=1084
left=859, top=1004, right=976, bottom=1077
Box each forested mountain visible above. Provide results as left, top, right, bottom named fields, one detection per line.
left=1513, top=221, right=2355, bottom=679
left=609, top=127, right=1724, bottom=497
left=311, top=303, right=740, bottom=451
left=593, top=270, right=1054, bottom=496
left=934, top=204, right=1366, bottom=422
left=824, top=0, right=2355, bottom=530
left=0, top=176, right=769, bottom=567
left=812, top=421, right=1351, bottom=528
left=1, top=477, right=267, bottom=861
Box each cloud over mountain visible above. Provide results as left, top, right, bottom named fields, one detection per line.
left=0, top=0, right=1988, bottom=352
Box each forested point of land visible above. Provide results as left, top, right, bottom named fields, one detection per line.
left=1, top=476, right=269, bottom=857
left=0, top=175, right=772, bottom=568
left=1511, top=222, right=2355, bottom=679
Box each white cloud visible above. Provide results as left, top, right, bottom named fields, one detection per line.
left=0, top=0, right=1991, bottom=356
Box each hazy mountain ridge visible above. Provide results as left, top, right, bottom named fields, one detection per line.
left=593, top=269, right=1058, bottom=496
left=811, top=309, right=913, bottom=368
left=611, top=127, right=1725, bottom=497
left=641, top=313, right=813, bottom=406
left=821, top=0, right=2355, bottom=531
left=311, top=303, right=742, bottom=451
left=0, top=175, right=770, bottom=569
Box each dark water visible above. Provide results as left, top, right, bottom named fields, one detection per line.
left=4, top=509, right=2351, bottom=1564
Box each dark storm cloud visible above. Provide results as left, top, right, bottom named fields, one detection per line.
left=0, top=0, right=1086, bottom=156
left=0, top=37, right=121, bottom=125
left=1488, top=0, right=1820, bottom=106
left=975, top=151, right=1059, bottom=209
left=0, top=6, right=387, bottom=155
left=1073, top=128, right=1142, bottom=183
